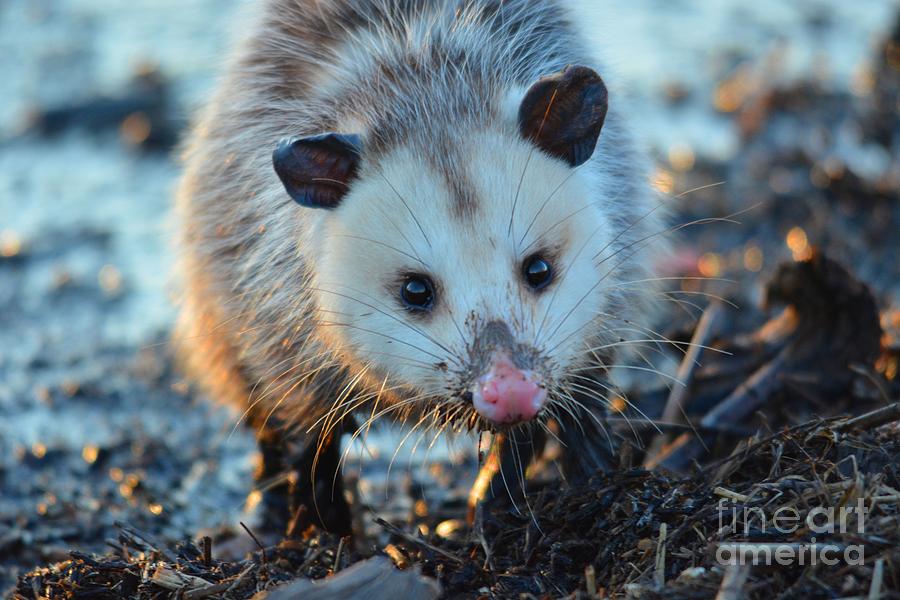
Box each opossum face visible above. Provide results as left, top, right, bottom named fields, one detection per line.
left=274, top=67, right=622, bottom=429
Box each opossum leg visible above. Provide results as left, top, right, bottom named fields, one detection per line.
left=252, top=420, right=352, bottom=537
left=556, top=405, right=618, bottom=481
left=254, top=425, right=293, bottom=535
left=467, top=408, right=618, bottom=520
left=467, top=430, right=546, bottom=521
left=284, top=427, right=353, bottom=537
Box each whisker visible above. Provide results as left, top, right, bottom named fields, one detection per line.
left=508, top=86, right=561, bottom=241
left=580, top=338, right=729, bottom=360
left=378, top=171, right=433, bottom=250
left=593, top=204, right=760, bottom=264
left=595, top=313, right=701, bottom=357
left=509, top=428, right=542, bottom=531
left=563, top=381, right=639, bottom=445
left=317, top=321, right=446, bottom=362
left=555, top=385, right=618, bottom=449
left=661, top=289, right=739, bottom=309
left=313, top=285, right=458, bottom=360
left=518, top=167, right=581, bottom=250
left=532, top=178, right=637, bottom=343
left=253, top=361, right=339, bottom=436
left=230, top=352, right=333, bottom=438
left=674, top=180, right=726, bottom=199
left=534, top=218, right=611, bottom=342
left=387, top=408, right=438, bottom=487
left=329, top=234, right=428, bottom=267
left=606, top=275, right=737, bottom=287
left=567, top=368, right=661, bottom=435
left=657, top=293, right=706, bottom=318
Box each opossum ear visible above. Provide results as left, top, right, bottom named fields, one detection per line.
left=518, top=65, right=608, bottom=167
left=272, top=133, right=362, bottom=209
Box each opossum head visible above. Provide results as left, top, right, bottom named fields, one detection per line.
left=273, top=66, right=643, bottom=430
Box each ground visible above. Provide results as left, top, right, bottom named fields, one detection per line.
left=0, top=1, right=898, bottom=597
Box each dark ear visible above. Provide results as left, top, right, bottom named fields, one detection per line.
left=517, top=65, right=608, bottom=167
left=272, top=133, right=362, bottom=209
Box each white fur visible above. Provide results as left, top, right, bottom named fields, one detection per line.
left=175, top=0, right=665, bottom=434
left=311, top=126, right=621, bottom=404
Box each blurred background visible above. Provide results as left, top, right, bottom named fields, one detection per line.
left=0, top=0, right=897, bottom=591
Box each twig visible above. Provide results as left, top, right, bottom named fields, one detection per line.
left=713, top=487, right=752, bottom=503
left=645, top=301, right=724, bottom=467
left=150, top=565, right=213, bottom=593
left=700, top=349, right=788, bottom=428
left=384, top=543, right=409, bottom=569
left=115, top=521, right=179, bottom=565
left=715, top=564, right=750, bottom=600
left=872, top=494, right=900, bottom=502
left=654, top=523, right=667, bottom=588
left=658, top=350, right=789, bottom=472
left=375, top=517, right=463, bottom=565
left=334, top=536, right=348, bottom=573
left=473, top=502, right=494, bottom=570
left=184, top=581, right=233, bottom=600
left=868, top=558, right=884, bottom=600
left=239, top=521, right=267, bottom=565
left=201, top=536, right=211, bottom=567
left=608, top=417, right=753, bottom=436
left=849, top=364, right=892, bottom=405
left=837, top=403, right=900, bottom=433
left=224, top=565, right=256, bottom=594
left=297, top=546, right=329, bottom=573
left=585, top=564, right=597, bottom=598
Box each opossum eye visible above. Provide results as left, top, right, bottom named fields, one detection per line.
left=401, top=276, right=434, bottom=310
left=523, top=255, right=553, bottom=290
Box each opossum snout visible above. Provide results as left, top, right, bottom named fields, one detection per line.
left=472, top=354, right=546, bottom=425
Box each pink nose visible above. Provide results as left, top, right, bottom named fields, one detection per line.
left=472, top=355, right=546, bottom=425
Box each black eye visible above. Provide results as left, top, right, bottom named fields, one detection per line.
left=523, top=255, right=553, bottom=290
left=401, top=276, right=434, bottom=310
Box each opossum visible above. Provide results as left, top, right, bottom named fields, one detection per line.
left=175, top=0, right=663, bottom=534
